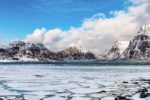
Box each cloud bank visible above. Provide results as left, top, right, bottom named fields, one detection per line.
left=25, top=0, right=150, bottom=55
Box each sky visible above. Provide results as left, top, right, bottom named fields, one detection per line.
left=0, top=0, right=127, bottom=41
left=0, top=0, right=150, bottom=54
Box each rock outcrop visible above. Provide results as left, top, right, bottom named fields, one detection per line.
left=100, top=78, right=150, bottom=100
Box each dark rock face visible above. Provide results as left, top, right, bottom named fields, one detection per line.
left=122, top=25, right=150, bottom=60
left=115, top=96, right=130, bottom=100
left=138, top=88, right=150, bottom=98
left=56, top=47, right=96, bottom=61
left=0, top=41, right=97, bottom=61
left=123, top=35, right=150, bottom=59
left=0, top=48, right=9, bottom=59
left=124, top=35, right=150, bottom=59
left=21, top=43, right=56, bottom=61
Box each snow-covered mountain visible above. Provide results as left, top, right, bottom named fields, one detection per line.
left=122, top=25, right=150, bottom=60
left=104, top=41, right=129, bottom=59
left=0, top=41, right=56, bottom=61
left=0, top=41, right=97, bottom=61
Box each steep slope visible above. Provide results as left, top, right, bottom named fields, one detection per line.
left=104, top=41, right=129, bottom=59
left=122, top=25, right=150, bottom=60
left=56, top=46, right=97, bottom=61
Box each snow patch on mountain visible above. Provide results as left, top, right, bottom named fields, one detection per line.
left=137, top=25, right=150, bottom=36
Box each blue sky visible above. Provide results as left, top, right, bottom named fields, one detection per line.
left=0, top=0, right=130, bottom=42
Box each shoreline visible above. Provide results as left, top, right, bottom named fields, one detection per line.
left=0, top=60, right=150, bottom=65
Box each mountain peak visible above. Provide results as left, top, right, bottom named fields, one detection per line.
left=138, top=24, right=150, bottom=35
left=104, top=41, right=129, bottom=59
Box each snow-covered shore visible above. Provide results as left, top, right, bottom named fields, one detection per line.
left=0, top=65, right=149, bottom=100
left=1, top=78, right=150, bottom=100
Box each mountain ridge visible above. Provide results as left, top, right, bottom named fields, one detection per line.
left=0, top=41, right=97, bottom=61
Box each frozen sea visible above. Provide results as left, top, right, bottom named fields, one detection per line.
left=0, top=64, right=150, bottom=100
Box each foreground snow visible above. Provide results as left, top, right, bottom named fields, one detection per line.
left=0, top=65, right=150, bottom=100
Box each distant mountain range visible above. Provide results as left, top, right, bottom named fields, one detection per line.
left=0, top=41, right=96, bottom=61
left=0, top=25, right=150, bottom=62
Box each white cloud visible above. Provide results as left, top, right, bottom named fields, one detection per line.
left=25, top=28, right=46, bottom=43
left=130, top=0, right=149, bottom=4
left=25, top=0, right=150, bottom=55
left=43, top=28, right=62, bottom=45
